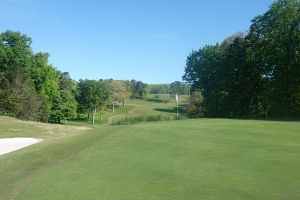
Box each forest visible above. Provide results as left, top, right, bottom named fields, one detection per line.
left=184, top=0, right=300, bottom=118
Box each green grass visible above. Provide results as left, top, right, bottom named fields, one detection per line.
left=65, top=94, right=190, bottom=126
left=0, top=116, right=300, bottom=200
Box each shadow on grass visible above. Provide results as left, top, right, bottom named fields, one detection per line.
left=153, top=105, right=189, bottom=114
left=146, top=98, right=169, bottom=103
left=153, top=108, right=176, bottom=113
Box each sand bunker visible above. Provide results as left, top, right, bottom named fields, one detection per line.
left=0, top=137, right=44, bottom=156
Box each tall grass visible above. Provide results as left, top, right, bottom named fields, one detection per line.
left=112, top=115, right=171, bottom=125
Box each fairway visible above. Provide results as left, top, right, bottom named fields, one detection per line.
left=1, top=1, right=300, bottom=199
left=1, top=118, right=299, bottom=200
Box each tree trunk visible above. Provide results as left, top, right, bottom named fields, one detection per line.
left=122, top=100, right=125, bottom=107
left=92, top=107, right=96, bottom=124
left=112, top=102, right=115, bottom=112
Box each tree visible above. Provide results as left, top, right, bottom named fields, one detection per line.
left=248, top=0, right=300, bottom=117
left=126, top=80, right=148, bottom=99
left=59, top=72, right=76, bottom=91
left=0, top=30, right=69, bottom=122
left=188, top=90, right=204, bottom=117
left=183, top=44, right=227, bottom=117
left=183, top=0, right=300, bottom=119
left=170, top=81, right=190, bottom=95
left=0, top=66, right=47, bottom=121
left=0, top=31, right=49, bottom=121
left=149, top=84, right=170, bottom=94
left=109, top=80, right=130, bottom=112
left=77, top=80, right=109, bottom=124
left=220, top=32, right=269, bottom=118
left=0, top=30, right=33, bottom=79
left=48, top=71, right=78, bottom=123
left=49, top=90, right=78, bottom=123
left=0, top=30, right=79, bottom=123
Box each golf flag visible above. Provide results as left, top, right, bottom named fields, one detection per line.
left=175, top=93, right=179, bottom=103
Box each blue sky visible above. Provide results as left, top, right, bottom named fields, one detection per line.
left=0, top=0, right=274, bottom=83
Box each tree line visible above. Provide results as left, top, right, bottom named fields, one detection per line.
left=184, top=0, right=300, bottom=118
left=0, top=30, right=148, bottom=123
left=149, top=81, right=190, bottom=95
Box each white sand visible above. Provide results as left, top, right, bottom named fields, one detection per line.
left=0, top=137, right=44, bottom=156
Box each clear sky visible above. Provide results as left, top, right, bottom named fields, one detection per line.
left=0, top=0, right=274, bottom=83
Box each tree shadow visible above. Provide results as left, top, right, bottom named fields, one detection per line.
left=146, top=98, right=169, bottom=103
left=153, top=108, right=177, bottom=113
left=153, top=105, right=188, bottom=113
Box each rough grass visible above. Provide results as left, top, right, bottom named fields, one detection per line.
left=1, top=117, right=299, bottom=200
left=112, top=114, right=171, bottom=125
left=0, top=116, right=89, bottom=139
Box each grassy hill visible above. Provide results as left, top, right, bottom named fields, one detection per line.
left=0, top=97, right=300, bottom=200
left=66, top=94, right=190, bottom=126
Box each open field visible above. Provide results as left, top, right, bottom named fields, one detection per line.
left=0, top=111, right=300, bottom=199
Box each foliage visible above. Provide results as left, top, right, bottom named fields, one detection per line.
left=183, top=0, right=300, bottom=118
left=188, top=90, right=204, bottom=117
left=125, top=79, right=148, bottom=99
left=0, top=30, right=33, bottom=79
left=0, top=30, right=79, bottom=123
left=108, top=80, right=131, bottom=109
left=49, top=90, right=78, bottom=123
left=149, top=84, right=170, bottom=94
left=76, top=79, right=109, bottom=123
left=184, top=44, right=226, bottom=117
left=0, top=66, right=48, bottom=121
left=169, top=81, right=190, bottom=95
left=247, top=0, right=300, bottom=117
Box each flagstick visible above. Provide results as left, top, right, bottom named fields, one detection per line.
left=176, top=93, right=179, bottom=127
left=176, top=104, right=179, bottom=127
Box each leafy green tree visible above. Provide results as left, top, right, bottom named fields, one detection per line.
left=77, top=79, right=109, bottom=124
left=221, top=33, right=269, bottom=117
left=49, top=71, right=78, bottom=123
left=248, top=0, right=300, bottom=117
left=49, top=90, right=78, bottom=123
left=188, top=90, right=204, bottom=117
left=0, top=30, right=33, bottom=79
left=183, top=44, right=227, bottom=117
left=59, top=72, right=76, bottom=91
left=0, top=31, right=50, bottom=121
left=31, top=53, right=61, bottom=106
left=0, top=66, right=47, bottom=121
left=126, top=80, right=148, bottom=99
left=0, top=30, right=79, bottom=122
left=183, top=0, right=300, bottom=119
